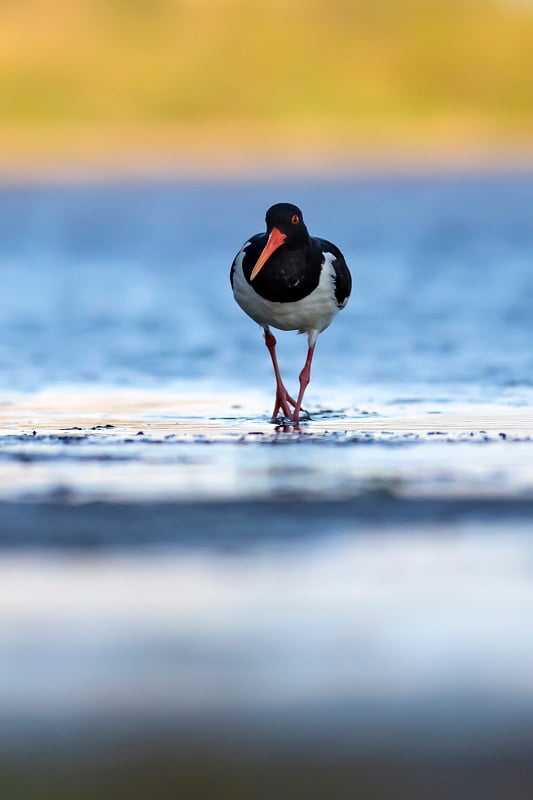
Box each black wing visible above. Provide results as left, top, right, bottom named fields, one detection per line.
left=315, top=237, right=352, bottom=307
left=230, top=233, right=265, bottom=289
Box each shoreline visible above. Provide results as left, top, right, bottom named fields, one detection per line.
left=1, top=390, right=532, bottom=506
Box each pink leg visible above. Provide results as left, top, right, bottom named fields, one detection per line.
left=292, top=342, right=316, bottom=423
left=264, top=328, right=297, bottom=420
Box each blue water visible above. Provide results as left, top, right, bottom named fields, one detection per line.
left=1, top=172, right=533, bottom=399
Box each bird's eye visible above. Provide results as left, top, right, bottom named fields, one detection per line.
left=291, top=214, right=299, bottom=225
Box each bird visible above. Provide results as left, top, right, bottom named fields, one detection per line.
left=230, top=202, right=351, bottom=424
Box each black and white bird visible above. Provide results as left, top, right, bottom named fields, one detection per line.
left=230, top=203, right=351, bottom=424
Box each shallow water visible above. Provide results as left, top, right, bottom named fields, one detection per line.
left=1, top=173, right=533, bottom=397
left=2, top=174, right=533, bottom=791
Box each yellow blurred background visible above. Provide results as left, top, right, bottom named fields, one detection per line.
left=1, top=0, right=533, bottom=174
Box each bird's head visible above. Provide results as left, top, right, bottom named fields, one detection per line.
left=250, top=203, right=309, bottom=281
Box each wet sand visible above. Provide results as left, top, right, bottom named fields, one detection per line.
left=1, top=388, right=532, bottom=506
left=3, top=387, right=533, bottom=436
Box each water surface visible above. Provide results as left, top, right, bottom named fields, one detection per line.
left=1, top=172, right=532, bottom=398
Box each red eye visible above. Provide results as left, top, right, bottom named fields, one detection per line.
left=291, top=214, right=299, bottom=225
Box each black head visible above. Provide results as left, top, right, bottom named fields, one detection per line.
left=249, top=203, right=309, bottom=281
left=265, top=203, right=309, bottom=246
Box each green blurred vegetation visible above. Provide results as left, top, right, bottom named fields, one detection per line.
left=0, top=0, right=532, bottom=153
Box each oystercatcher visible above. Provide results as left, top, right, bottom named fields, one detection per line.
left=230, top=203, right=351, bottom=423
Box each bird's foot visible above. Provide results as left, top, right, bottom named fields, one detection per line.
left=271, top=388, right=297, bottom=422
left=271, top=385, right=310, bottom=425
left=271, top=413, right=292, bottom=425
left=271, top=408, right=310, bottom=426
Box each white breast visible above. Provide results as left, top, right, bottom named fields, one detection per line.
left=232, top=247, right=342, bottom=337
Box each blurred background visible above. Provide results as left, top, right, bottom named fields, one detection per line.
left=2, top=3, right=533, bottom=800
left=1, top=0, right=533, bottom=175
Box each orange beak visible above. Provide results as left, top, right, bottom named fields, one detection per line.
left=250, top=228, right=287, bottom=281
